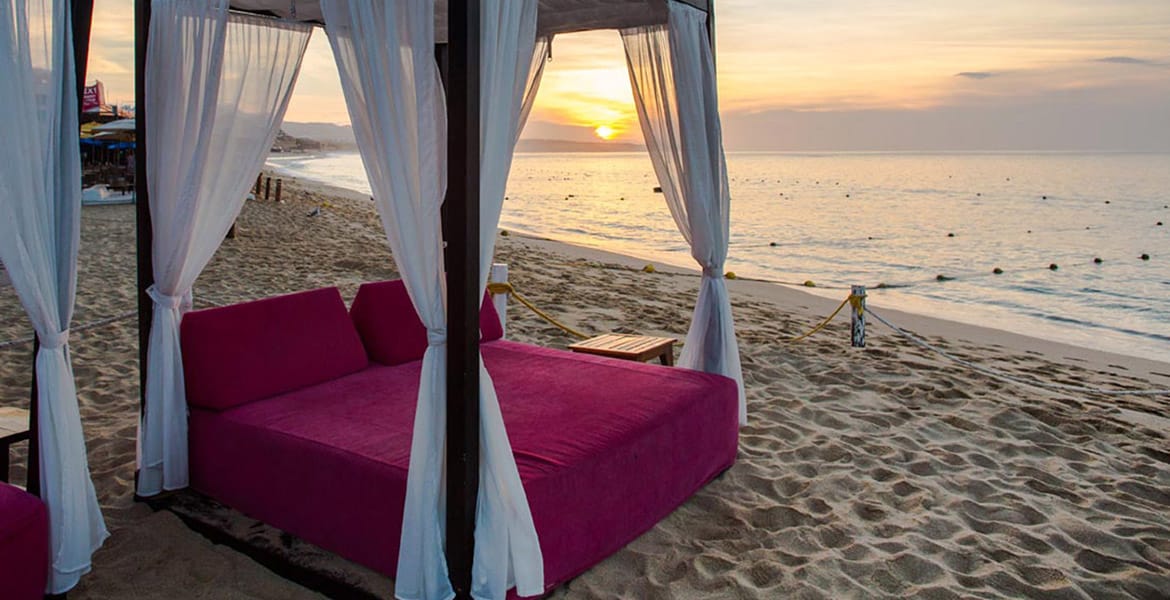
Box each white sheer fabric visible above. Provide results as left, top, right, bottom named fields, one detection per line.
left=0, top=0, right=108, bottom=592
left=321, top=2, right=451, bottom=598
left=138, top=0, right=311, bottom=496
left=622, top=2, right=746, bottom=423
left=324, top=2, right=548, bottom=597
left=473, top=4, right=545, bottom=598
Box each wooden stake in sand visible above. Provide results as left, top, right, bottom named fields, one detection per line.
left=851, top=285, right=867, bottom=348
left=264, top=176, right=272, bottom=201
left=275, top=179, right=283, bottom=204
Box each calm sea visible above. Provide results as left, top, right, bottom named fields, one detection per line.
left=268, top=151, right=1170, bottom=363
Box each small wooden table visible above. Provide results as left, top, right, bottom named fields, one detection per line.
left=568, top=334, right=677, bottom=366
left=0, top=407, right=31, bottom=484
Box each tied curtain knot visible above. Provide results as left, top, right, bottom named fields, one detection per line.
left=39, top=329, right=70, bottom=350
left=701, top=265, right=723, bottom=279
left=147, top=285, right=187, bottom=311
left=427, top=328, right=448, bottom=347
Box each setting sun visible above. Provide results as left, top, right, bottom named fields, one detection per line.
left=594, top=125, right=616, bottom=140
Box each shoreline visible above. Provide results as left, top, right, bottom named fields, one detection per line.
left=272, top=167, right=1170, bottom=388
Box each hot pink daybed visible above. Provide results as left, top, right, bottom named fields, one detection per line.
left=0, top=481, right=49, bottom=600
left=181, top=281, right=738, bottom=594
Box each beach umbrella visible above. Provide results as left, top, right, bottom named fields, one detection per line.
left=92, top=118, right=135, bottom=133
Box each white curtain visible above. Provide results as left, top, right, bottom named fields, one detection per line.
left=0, top=0, right=108, bottom=593
left=138, top=0, right=311, bottom=496
left=322, top=2, right=451, bottom=598
left=622, top=2, right=746, bottom=423
left=473, top=4, right=546, bottom=599
left=324, top=1, right=548, bottom=598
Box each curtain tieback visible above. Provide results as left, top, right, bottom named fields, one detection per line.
left=39, top=329, right=70, bottom=350
left=701, top=266, right=723, bottom=278
left=147, top=285, right=186, bottom=310
left=427, top=329, right=448, bottom=347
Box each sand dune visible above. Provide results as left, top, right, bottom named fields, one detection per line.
left=0, top=175, right=1167, bottom=598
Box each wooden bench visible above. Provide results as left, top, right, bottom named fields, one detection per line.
left=0, top=407, right=30, bottom=484
left=568, top=334, right=676, bottom=366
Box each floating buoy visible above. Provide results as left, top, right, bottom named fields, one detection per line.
left=1049, top=263, right=1059, bottom=271
left=652, top=186, right=663, bottom=193
left=1085, top=226, right=1091, bottom=230
left=1157, top=221, right=1164, bottom=226
left=803, top=280, right=816, bottom=287
left=947, top=232, right=955, bottom=238
left=642, top=263, right=656, bottom=273
left=769, top=242, right=778, bottom=247
left=1140, top=254, right=1150, bottom=261
left=845, top=194, right=850, bottom=198
left=500, top=230, right=510, bottom=236
left=993, top=267, right=1004, bottom=274
left=1105, top=200, right=1111, bottom=204
left=867, top=236, right=873, bottom=240
left=1027, top=230, right=1032, bottom=233
left=619, top=197, right=625, bottom=201
left=1093, top=257, right=1103, bottom=264
left=1042, top=195, right=1047, bottom=200
left=976, top=193, right=981, bottom=197
left=936, top=274, right=954, bottom=281
left=725, top=271, right=737, bottom=280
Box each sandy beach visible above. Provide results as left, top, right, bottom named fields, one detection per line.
left=1, top=174, right=1168, bottom=598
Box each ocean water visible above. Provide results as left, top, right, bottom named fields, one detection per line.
left=268, top=151, right=1170, bottom=363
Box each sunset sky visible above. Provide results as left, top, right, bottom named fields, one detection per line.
left=87, top=0, right=1170, bottom=150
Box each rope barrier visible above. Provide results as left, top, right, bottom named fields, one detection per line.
left=787, top=295, right=854, bottom=343
left=487, top=282, right=591, bottom=340
left=0, top=309, right=136, bottom=350
left=866, top=306, right=1170, bottom=397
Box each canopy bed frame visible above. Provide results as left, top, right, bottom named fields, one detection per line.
left=8, top=1, right=744, bottom=598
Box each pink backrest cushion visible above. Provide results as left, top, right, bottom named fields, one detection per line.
left=349, top=279, right=503, bottom=366
left=181, top=287, right=369, bottom=411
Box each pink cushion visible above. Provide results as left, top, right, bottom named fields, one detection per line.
left=349, top=279, right=503, bottom=366
left=181, top=287, right=369, bottom=411
left=0, top=482, right=49, bottom=600
left=189, top=339, right=738, bottom=592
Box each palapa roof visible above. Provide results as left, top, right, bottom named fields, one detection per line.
left=228, top=0, right=710, bottom=39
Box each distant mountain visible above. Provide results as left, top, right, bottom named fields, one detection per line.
left=515, top=139, right=645, bottom=153
left=279, top=123, right=644, bottom=154
left=280, top=122, right=357, bottom=149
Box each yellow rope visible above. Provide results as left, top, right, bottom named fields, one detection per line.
left=788, top=295, right=854, bottom=343
left=487, top=282, right=591, bottom=340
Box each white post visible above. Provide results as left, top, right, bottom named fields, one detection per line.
left=851, top=285, right=866, bottom=348
left=490, top=263, right=509, bottom=338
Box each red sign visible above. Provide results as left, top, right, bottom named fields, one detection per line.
left=82, top=81, right=104, bottom=113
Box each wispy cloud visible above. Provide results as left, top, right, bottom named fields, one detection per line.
left=1095, top=56, right=1165, bottom=67
left=955, top=71, right=996, bottom=79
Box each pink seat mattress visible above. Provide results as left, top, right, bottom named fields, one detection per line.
left=189, top=339, right=738, bottom=593
left=0, top=481, right=49, bottom=600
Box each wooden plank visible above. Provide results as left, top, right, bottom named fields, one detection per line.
left=0, top=407, right=30, bottom=441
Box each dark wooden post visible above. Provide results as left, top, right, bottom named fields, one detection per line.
left=446, top=1, right=481, bottom=597
left=254, top=174, right=261, bottom=194
left=274, top=178, right=282, bottom=203
left=134, top=0, right=154, bottom=482
left=264, top=176, right=271, bottom=200
left=27, top=337, right=40, bottom=497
